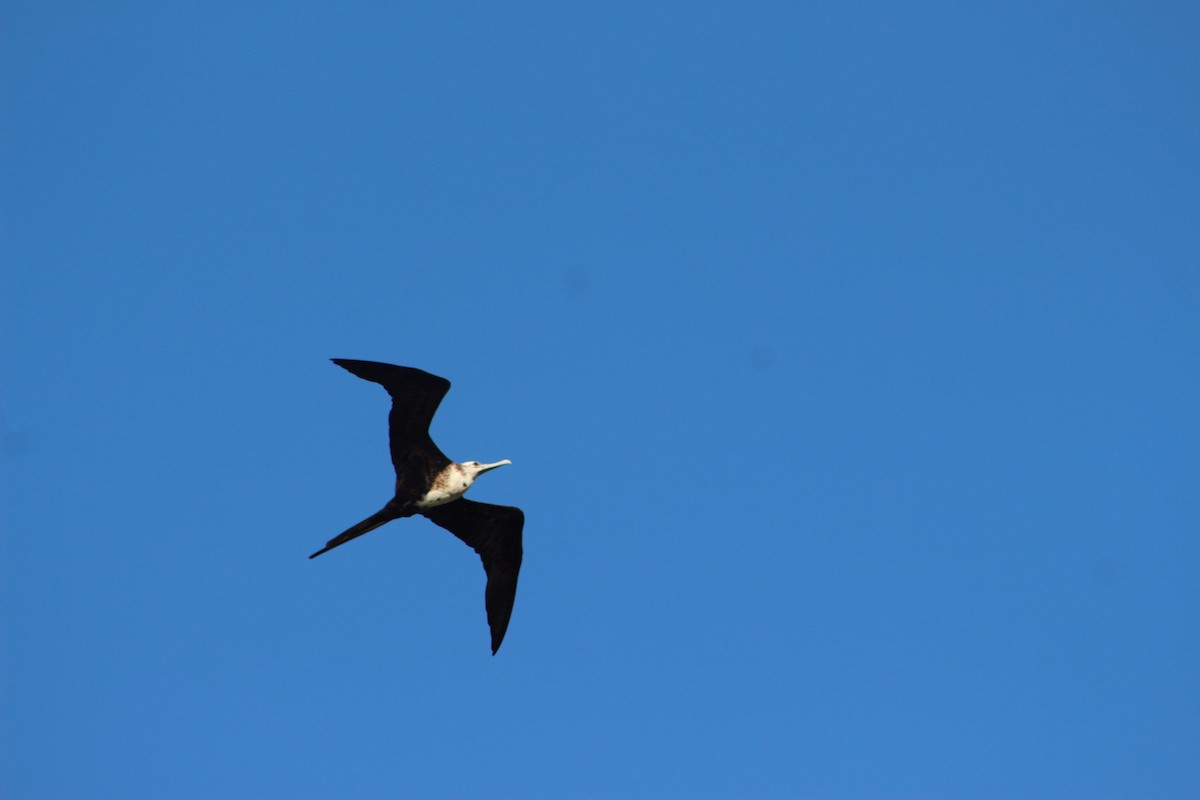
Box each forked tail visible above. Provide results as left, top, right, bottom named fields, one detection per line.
left=309, top=508, right=397, bottom=559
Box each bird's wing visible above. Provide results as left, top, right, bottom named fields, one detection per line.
left=421, top=499, right=525, bottom=654
left=331, top=359, right=453, bottom=477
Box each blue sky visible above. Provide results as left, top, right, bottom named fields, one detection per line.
left=2, top=3, right=1197, bottom=798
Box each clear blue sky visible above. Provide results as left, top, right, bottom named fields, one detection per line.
left=2, top=3, right=1197, bottom=798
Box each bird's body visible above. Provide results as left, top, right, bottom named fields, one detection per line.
left=309, top=359, right=523, bottom=654
left=418, top=460, right=509, bottom=508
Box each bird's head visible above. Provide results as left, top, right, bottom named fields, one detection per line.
left=463, top=459, right=512, bottom=478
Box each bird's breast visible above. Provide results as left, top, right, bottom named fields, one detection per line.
left=416, top=463, right=472, bottom=508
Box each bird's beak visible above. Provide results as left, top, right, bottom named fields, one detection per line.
left=478, top=459, right=512, bottom=474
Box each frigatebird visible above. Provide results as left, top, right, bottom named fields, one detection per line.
left=309, top=359, right=523, bottom=654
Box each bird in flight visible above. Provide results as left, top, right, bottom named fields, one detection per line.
left=309, top=359, right=524, bottom=654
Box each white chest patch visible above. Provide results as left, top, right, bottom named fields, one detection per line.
left=417, top=463, right=473, bottom=508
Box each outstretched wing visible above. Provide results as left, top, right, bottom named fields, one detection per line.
left=331, top=359, right=453, bottom=492
left=421, top=499, right=525, bottom=654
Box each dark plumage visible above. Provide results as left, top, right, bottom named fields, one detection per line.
left=309, top=359, right=523, bottom=654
